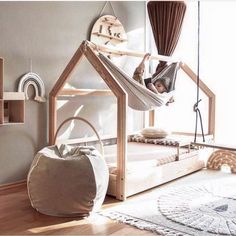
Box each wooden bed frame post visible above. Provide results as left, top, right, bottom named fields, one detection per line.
left=49, top=40, right=128, bottom=200
left=0, top=58, right=3, bottom=124
left=149, top=110, right=155, bottom=126
left=84, top=43, right=128, bottom=200
left=49, top=95, right=57, bottom=145
left=117, top=96, right=127, bottom=200
left=208, top=96, right=216, bottom=137
left=180, top=62, right=215, bottom=137
left=49, top=43, right=85, bottom=144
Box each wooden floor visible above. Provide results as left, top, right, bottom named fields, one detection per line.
left=1, top=169, right=230, bottom=235
left=1, top=169, right=231, bottom=235
left=0, top=184, right=155, bottom=235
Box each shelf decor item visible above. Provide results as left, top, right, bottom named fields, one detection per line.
left=90, top=15, right=127, bottom=48
left=90, top=2, right=127, bottom=52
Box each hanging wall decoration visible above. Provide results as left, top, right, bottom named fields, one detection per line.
left=90, top=2, right=127, bottom=51
left=18, top=72, right=46, bottom=103
left=18, top=59, right=46, bottom=103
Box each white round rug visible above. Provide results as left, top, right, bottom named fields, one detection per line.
left=101, top=171, right=236, bottom=236
left=158, top=184, right=236, bottom=235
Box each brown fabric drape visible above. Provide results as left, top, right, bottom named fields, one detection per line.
left=147, top=1, right=186, bottom=76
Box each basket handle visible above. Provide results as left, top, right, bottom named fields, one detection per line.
left=53, top=116, right=104, bottom=158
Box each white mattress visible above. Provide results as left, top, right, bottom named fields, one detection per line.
left=104, top=142, right=189, bottom=174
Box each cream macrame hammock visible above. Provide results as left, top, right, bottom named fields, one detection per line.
left=98, top=53, right=180, bottom=111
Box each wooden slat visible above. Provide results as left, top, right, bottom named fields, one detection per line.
left=149, top=110, right=155, bottom=126
left=59, top=88, right=113, bottom=96
left=87, top=40, right=178, bottom=62
left=107, top=153, right=204, bottom=198
left=1, top=122, right=25, bottom=126
left=49, top=96, right=57, bottom=145
left=102, top=16, right=122, bottom=26
left=116, top=95, right=127, bottom=200
left=208, top=96, right=216, bottom=137
left=0, top=58, right=25, bottom=125
left=3, top=92, right=25, bottom=100
left=49, top=41, right=86, bottom=144
left=0, top=180, right=26, bottom=192
left=0, top=100, right=3, bottom=124
left=101, top=20, right=122, bottom=26
left=50, top=43, right=85, bottom=97
left=0, top=58, right=3, bottom=99
left=193, top=142, right=236, bottom=152
left=84, top=45, right=127, bottom=200
left=172, top=132, right=214, bottom=138
left=92, top=32, right=128, bottom=42
left=180, top=62, right=216, bottom=137
left=8, top=100, right=25, bottom=123
left=0, top=58, right=3, bottom=124
left=84, top=46, right=124, bottom=98
left=180, top=62, right=215, bottom=97
left=56, top=134, right=117, bottom=145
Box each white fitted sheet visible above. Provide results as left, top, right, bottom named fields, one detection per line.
left=104, top=142, right=189, bottom=174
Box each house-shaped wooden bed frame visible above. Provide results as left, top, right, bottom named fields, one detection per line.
left=49, top=40, right=215, bottom=200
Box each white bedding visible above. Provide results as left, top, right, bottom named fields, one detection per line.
left=104, top=142, right=189, bottom=174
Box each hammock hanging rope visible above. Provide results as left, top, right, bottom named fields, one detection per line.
left=98, top=53, right=179, bottom=111
left=194, top=0, right=205, bottom=142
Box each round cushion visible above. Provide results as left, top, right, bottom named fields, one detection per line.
left=27, top=145, right=109, bottom=217
left=141, top=127, right=170, bottom=139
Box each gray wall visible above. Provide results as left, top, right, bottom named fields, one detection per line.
left=0, top=1, right=145, bottom=185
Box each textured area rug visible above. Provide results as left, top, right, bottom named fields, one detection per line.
left=101, top=170, right=236, bottom=236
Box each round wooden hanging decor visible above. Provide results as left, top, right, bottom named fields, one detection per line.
left=90, top=15, right=128, bottom=49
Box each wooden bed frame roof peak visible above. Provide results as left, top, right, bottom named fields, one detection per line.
left=49, top=39, right=215, bottom=139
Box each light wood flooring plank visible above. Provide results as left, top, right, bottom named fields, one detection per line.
left=0, top=184, right=156, bottom=235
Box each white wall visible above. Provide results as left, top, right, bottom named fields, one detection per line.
left=151, top=1, right=236, bottom=145
left=200, top=1, right=236, bottom=145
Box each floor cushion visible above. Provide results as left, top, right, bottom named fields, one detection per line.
left=27, top=144, right=109, bottom=217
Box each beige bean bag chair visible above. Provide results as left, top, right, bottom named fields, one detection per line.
left=27, top=117, right=109, bottom=217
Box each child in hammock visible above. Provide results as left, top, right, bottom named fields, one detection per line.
left=133, top=53, right=174, bottom=105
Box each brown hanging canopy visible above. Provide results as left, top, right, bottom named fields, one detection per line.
left=147, top=1, right=186, bottom=75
